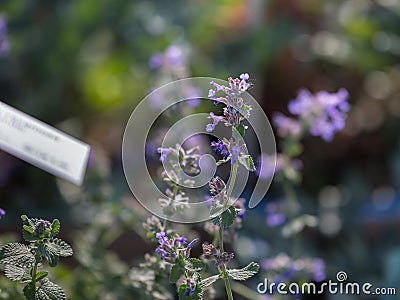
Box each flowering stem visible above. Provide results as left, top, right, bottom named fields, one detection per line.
left=218, top=158, right=239, bottom=300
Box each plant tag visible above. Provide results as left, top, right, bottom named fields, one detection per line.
left=0, top=101, right=91, bottom=185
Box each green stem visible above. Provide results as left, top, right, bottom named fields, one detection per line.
left=222, top=267, right=234, bottom=300
left=218, top=159, right=239, bottom=300
left=226, top=162, right=238, bottom=202
left=31, top=261, right=38, bottom=286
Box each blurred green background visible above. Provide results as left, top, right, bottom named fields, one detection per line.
left=0, top=0, right=400, bottom=299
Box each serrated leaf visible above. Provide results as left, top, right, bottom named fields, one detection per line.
left=0, top=243, right=35, bottom=268
left=4, top=264, right=27, bottom=281
left=185, top=258, right=205, bottom=272
left=170, top=264, right=183, bottom=283
left=23, top=282, right=35, bottom=300
left=35, top=271, right=48, bottom=282
left=238, top=155, right=256, bottom=172
left=50, top=238, right=73, bottom=257
left=50, top=220, right=60, bottom=238
left=37, top=243, right=58, bottom=268
left=200, top=275, right=220, bottom=288
left=227, top=262, right=259, bottom=281
left=212, top=205, right=237, bottom=229
left=39, top=238, right=73, bottom=267
left=35, top=278, right=66, bottom=300
left=178, top=284, right=203, bottom=300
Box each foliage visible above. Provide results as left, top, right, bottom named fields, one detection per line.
left=0, top=215, right=72, bottom=300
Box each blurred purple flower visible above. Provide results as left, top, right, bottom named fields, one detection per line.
left=273, top=113, right=302, bottom=138
left=165, top=45, right=185, bottom=66
left=148, top=45, right=186, bottom=70
left=312, top=258, right=326, bottom=282
left=288, top=88, right=350, bottom=141
left=0, top=208, right=5, bottom=219
left=0, top=15, right=10, bottom=57
left=148, top=52, right=163, bottom=69
left=265, top=202, right=286, bottom=227
left=184, top=86, right=201, bottom=108
left=257, top=154, right=277, bottom=179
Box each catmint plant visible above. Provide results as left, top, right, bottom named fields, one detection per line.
left=138, top=74, right=260, bottom=300
left=257, top=88, right=350, bottom=282
left=0, top=215, right=73, bottom=300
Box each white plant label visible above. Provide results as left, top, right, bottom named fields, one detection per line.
left=0, top=101, right=91, bottom=185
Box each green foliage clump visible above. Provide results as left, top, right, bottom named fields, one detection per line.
left=0, top=215, right=72, bottom=300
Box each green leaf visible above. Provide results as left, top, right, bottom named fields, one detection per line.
left=37, top=243, right=58, bottom=268
left=35, top=278, right=66, bottom=300
left=227, top=262, right=260, bottom=281
left=212, top=205, right=237, bottom=229
left=38, top=238, right=73, bottom=267
left=185, top=258, right=205, bottom=272
left=238, top=155, right=256, bottom=172
left=50, top=219, right=60, bottom=238
left=170, top=264, right=183, bottom=283
left=237, top=124, right=246, bottom=137
left=23, top=282, right=35, bottom=300
left=199, top=275, right=220, bottom=288
left=178, top=284, right=203, bottom=300
left=21, top=215, right=40, bottom=241
left=0, top=243, right=35, bottom=268
left=50, top=238, right=73, bottom=257
left=35, top=271, right=48, bottom=282
left=4, top=264, right=28, bottom=281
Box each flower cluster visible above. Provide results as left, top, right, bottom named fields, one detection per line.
left=211, top=138, right=242, bottom=164
left=202, top=243, right=235, bottom=267
left=34, top=219, right=52, bottom=238
left=0, top=208, right=5, bottom=220
left=273, top=88, right=350, bottom=142
left=206, top=73, right=252, bottom=132
left=155, top=231, right=198, bottom=263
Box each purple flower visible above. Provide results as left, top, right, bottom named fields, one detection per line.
left=165, top=45, right=186, bottom=66
left=157, top=147, right=171, bottom=163
left=156, top=231, right=168, bottom=243
left=187, top=238, right=198, bottom=249
left=266, top=203, right=286, bottom=227
left=0, top=208, right=5, bottom=219
left=230, top=145, right=241, bottom=164
left=155, top=246, right=168, bottom=259
left=286, top=88, right=350, bottom=141
left=211, top=140, right=229, bottom=158
left=148, top=53, right=163, bottom=69
left=206, top=112, right=224, bottom=132
left=312, top=258, right=326, bottom=282
left=272, top=113, right=302, bottom=137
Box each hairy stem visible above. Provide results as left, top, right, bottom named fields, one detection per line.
left=31, top=261, right=38, bottom=287
left=218, top=159, right=239, bottom=300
